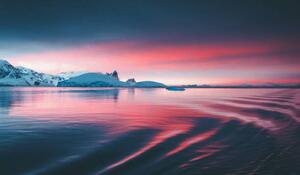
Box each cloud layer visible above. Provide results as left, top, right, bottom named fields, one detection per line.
left=1, top=0, right=299, bottom=85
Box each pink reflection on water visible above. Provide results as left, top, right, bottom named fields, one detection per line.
left=180, top=142, right=226, bottom=169
left=165, top=129, right=218, bottom=157
left=2, top=87, right=299, bottom=174
left=98, top=127, right=191, bottom=174
left=8, top=88, right=295, bottom=132
left=192, top=142, right=226, bottom=161
left=9, top=88, right=204, bottom=135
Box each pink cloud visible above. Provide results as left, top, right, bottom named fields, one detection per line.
left=9, top=40, right=300, bottom=84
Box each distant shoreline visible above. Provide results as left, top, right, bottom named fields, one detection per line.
left=0, top=85, right=299, bottom=89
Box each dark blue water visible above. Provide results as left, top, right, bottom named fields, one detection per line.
left=0, top=87, right=299, bottom=175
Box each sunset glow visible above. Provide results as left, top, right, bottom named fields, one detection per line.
left=0, top=0, right=299, bottom=85
left=1, top=1, right=299, bottom=174
left=6, top=39, right=299, bottom=85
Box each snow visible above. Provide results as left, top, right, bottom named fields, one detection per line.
left=126, top=78, right=136, bottom=86
left=58, top=74, right=166, bottom=87
left=0, top=59, right=166, bottom=87
left=0, top=76, right=29, bottom=86
left=16, top=66, right=62, bottom=86
left=0, top=59, right=10, bottom=66
left=0, top=59, right=15, bottom=73
left=0, top=61, right=63, bottom=86
left=134, top=81, right=166, bottom=87
left=166, top=87, right=185, bottom=91
left=58, top=73, right=128, bottom=87
left=57, top=71, right=87, bottom=80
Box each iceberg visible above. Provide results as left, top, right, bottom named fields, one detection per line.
left=166, top=87, right=186, bottom=91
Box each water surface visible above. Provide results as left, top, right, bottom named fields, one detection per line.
left=0, top=87, right=299, bottom=175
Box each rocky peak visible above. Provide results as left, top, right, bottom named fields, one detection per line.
left=126, top=78, right=136, bottom=85
left=126, top=78, right=136, bottom=83
left=0, top=59, right=18, bottom=78
left=111, top=70, right=119, bottom=80
left=0, top=59, right=10, bottom=66
left=106, top=70, right=119, bottom=80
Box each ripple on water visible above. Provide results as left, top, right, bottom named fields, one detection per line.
left=0, top=88, right=299, bottom=175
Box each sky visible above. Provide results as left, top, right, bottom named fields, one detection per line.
left=0, top=0, right=299, bottom=85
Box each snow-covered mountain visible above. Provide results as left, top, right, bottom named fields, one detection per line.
left=0, top=59, right=64, bottom=86
left=57, top=73, right=166, bottom=87
left=0, top=59, right=166, bottom=87
left=57, top=72, right=128, bottom=87
left=134, top=81, right=166, bottom=87
left=17, top=66, right=64, bottom=86
left=125, top=78, right=165, bottom=87
left=0, top=59, right=27, bottom=86
left=56, top=71, right=87, bottom=80
left=126, top=78, right=136, bottom=86
left=105, top=70, right=119, bottom=80
left=0, top=59, right=66, bottom=86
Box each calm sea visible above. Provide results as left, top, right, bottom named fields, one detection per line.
left=0, top=87, right=299, bottom=175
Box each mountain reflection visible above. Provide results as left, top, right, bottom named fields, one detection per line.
left=0, top=88, right=24, bottom=112
left=58, top=88, right=120, bottom=101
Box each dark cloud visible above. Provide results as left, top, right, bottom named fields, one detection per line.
left=0, top=0, right=299, bottom=45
